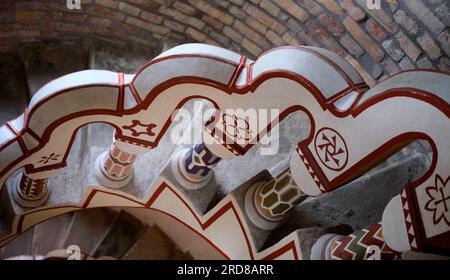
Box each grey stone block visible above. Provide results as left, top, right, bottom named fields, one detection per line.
left=93, top=210, right=147, bottom=259
left=267, top=152, right=431, bottom=246
left=62, top=208, right=119, bottom=256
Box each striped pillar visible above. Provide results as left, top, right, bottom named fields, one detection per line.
left=14, top=171, right=50, bottom=208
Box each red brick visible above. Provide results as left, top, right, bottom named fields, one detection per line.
left=87, top=16, right=113, bottom=27
left=340, top=0, right=365, bottom=21
left=186, top=27, right=207, bottom=42
left=318, top=14, right=344, bottom=36
left=140, top=11, right=163, bottom=24
left=202, top=15, right=224, bottom=30
left=173, top=1, right=197, bottom=16
left=394, top=31, right=421, bottom=62
left=63, top=12, right=88, bottom=22
left=15, top=11, right=41, bottom=20
left=125, top=16, right=170, bottom=35
left=86, top=5, right=126, bottom=21
left=228, top=4, right=246, bottom=20
left=277, top=0, right=309, bottom=22
left=317, top=0, right=343, bottom=16
left=365, top=18, right=387, bottom=42
left=189, top=0, right=234, bottom=25
left=243, top=4, right=286, bottom=34
left=343, top=17, right=384, bottom=61
left=355, top=0, right=398, bottom=33
left=306, top=19, right=344, bottom=55
left=163, top=19, right=186, bottom=33
left=296, top=27, right=321, bottom=47
left=266, top=30, right=284, bottom=46
left=242, top=37, right=262, bottom=56
left=340, top=34, right=365, bottom=58
left=223, top=26, right=241, bottom=43
left=297, top=0, right=323, bottom=16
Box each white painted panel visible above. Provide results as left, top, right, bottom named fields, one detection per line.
left=253, top=48, right=348, bottom=99
left=133, top=57, right=236, bottom=100
left=29, top=86, right=119, bottom=136
left=156, top=43, right=242, bottom=64
left=30, top=70, right=118, bottom=109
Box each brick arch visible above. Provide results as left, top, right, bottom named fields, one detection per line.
left=0, top=0, right=448, bottom=85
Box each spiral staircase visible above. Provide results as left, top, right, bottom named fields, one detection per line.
left=0, top=39, right=448, bottom=260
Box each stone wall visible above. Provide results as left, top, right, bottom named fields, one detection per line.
left=0, top=0, right=449, bottom=85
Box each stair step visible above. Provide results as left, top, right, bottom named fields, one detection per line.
left=31, top=212, right=74, bottom=255
left=122, top=225, right=182, bottom=260
left=0, top=228, right=34, bottom=259
left=170, top=249, right=193, bottom=260
left=62, top=208, right=119, bottom=256
left=0, top=198, right=8, bottom=240
left=93, top=210, right=147, bottom=259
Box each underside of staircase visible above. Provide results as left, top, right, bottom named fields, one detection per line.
left=0, top=38, right=438, bottom=260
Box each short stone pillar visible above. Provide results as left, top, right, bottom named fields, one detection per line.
left=171, top=142, right=222, bottom=190
left=95, top=140, right=148, bottom=189
left=310, top=224, right=401, bottom=260
left=14, top=171, right=51, bottom=208
left=244, top=168, right=307, bottom=230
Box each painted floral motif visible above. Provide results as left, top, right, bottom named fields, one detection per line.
left=222, top=113, right=253, bottom=141
left=425, top=174, right=450, bottom=226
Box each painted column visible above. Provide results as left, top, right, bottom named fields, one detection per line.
left=171, top=142, right=222, bottom=190
left=245, top=168, right=308, bottom=230
left=310, top=223, right=401, bottom=260
left=94, top=140, right=148, bottom=189
left=13, top=171, right=50, bottom=208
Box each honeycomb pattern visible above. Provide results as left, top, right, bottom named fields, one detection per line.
left=258, top=169, right=306, bottom=217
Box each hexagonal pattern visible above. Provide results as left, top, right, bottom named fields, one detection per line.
left=258, top=169, right=306, bottom=217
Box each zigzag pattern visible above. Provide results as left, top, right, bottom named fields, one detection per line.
left=331, top=224, right=401, bottom=260
left=296, top=147, right=326, bottom=193
left=401, top=189, right=418, bottom=250
left=19, top=175, right=48, bottom=199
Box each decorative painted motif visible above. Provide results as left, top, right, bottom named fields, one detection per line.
left=329, top=224, right=401, bottom=260
left=102, top=142, right=137, bottom=179
left=245, top=168, right=307, bottom=230
left=0, top=43, right=447, bottom=257
left=222, top=113, right=253, bottom=141
left=122, top=120, right=157, bottom=137
left=400, top=188, right=419, bottom=250
left=14, top=172, right=50, bottom=208
left=171, top=142, right=222, bottom=190
left=314, top=127, right=348, bottom=171
left=183, top=142, right=221, bottom=178
left=38, top=153, right=61, bottom=165
left=425, top=174, right=450, bottom=226
left=257, top=169, right=306, bottom=217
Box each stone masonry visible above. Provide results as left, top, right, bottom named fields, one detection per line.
left=0, top=0, right=449, bottom=86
